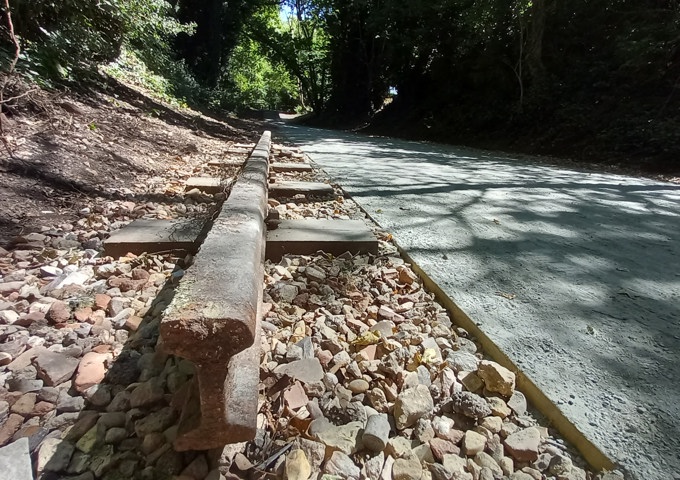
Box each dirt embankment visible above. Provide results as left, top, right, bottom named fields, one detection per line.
left=0, top=77, right=263, bottom=249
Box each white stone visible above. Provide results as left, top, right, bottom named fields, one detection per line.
left=0, top=310, right=19, bottom=324
left=324, top=451, right=360, bottom=480
left=394, top=384, right=434, bottom=429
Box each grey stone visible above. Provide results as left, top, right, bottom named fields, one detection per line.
left=362, top=413, right=390, bottom=452
left=271, top=162, right=313, bottom=173
left=474, top=452, right=503, bottom=477
left=185, top=177, right=224, bottom=194
left=267, top=219, right=378, bottom=261
left=274, top=358, right=324, bottom=383
left=315, top=422, right=363, bottom=455
left=274, top=284, right=299, bottom=303
left=89, top=445, right=115, bottom=477
left=104, top=427, right=128, bottom=444
left=324, top=451, right=360, bottom=480
left=296, top=336, right=314, bottom=359
left=134, top=407, right=177, bottom=437
left=57, top=390, right=86, bottom=413
left=451, top=391, right=492, bottom=419
left=33, top=350, right=79, bottom=386
left=507, top=391, right=527, bottom=416
left=447, top=351, right=479, bottom=372
left=67, top=450, right=91, bottom=474
left=304, top=266, right=326, bottom=282
left=107, top=390, right=131, bottom=412
left=129, top=379, right=164, bottom=408
left=0, top=401, right=8, bottom=424
left=103, top=219, right=203, bottom=258
left=37, top=437, right=75, bottom=473
left=297, top=437, right=326, bottom=473
left=504, top=427, right=540, bottom=462
left=0, top=438, right=32, bottom=480
left=98, top=412, right=127, bottom=429
left=269, top=181, right=334, bottom=198
left=430, top=462, right=456, bottom=480
left=363, top=452, right=385, bottom=479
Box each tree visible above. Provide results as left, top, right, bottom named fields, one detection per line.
left=172, top=0, right=272, bottom=88
left=245, top=0, right=331, bottom=113
left=227, top=33, right=298, bottom=110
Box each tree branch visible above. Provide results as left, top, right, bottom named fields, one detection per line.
left=1, top=0, right=20, bottom=157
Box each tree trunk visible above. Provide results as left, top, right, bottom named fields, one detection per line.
left=525, top=0, right=547, bottom=84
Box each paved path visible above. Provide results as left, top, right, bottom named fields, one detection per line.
left=279, top=123, right=680, bottom=480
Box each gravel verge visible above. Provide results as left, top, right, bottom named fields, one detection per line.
left=0, top=141, right=625, bottom=480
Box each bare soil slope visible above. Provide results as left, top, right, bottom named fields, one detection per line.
left=0, top=78, right=262, bottom=248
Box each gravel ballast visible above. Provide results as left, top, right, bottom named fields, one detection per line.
left=0, top=140, right=626, bottom=480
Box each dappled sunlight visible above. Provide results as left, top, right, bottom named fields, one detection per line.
left=281, top=123, right=680, bottom=476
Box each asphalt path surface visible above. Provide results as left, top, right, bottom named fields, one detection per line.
left=278, top=123, right=680, bottom=480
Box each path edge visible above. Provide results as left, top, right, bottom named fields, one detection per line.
left=300, top=151, right=617, bottom=474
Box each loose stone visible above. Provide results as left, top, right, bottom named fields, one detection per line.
left=477, top=361, right=515, bottom=397
left=504, top=427, right=540, bottom=462
left=394, top=384, right=434, bottom=429
left=392, top=456, right=423, bottom=480
left=363, top=413, right=391, bottom=452
left=463, top=430, right=487, bottom=456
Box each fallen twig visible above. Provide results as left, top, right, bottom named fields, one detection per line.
left=1, top=87, right=38, bottom=104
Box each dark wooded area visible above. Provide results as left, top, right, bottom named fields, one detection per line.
left=2, top=0, right=679, bottom=173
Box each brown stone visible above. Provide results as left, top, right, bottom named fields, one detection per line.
left=0, top=413, right=24, bottom=446
left=397, top=266, right=417, bottom=285
left=504, top=427, right=540, bottom=462
left=10, top=393, right=37, bottom=416
left=463, top=430, right=486, bottom=456
left=284, top=382, right=309, bottom=411
left=46, top=301, right=70, bottom=324
left=74, top=307, right=93, bottom=322
left=74, top=352, right=109, bottom=393
left=94, top=294, right=111, bottom=310
left=32, top=401, right=55, bottom=416
left=131, top=268, right=150, bottom=281
left=477, top=361, right=515, bottom=397
left=15, top=311, right=45, bottom=327
left=124, top=316, right=143, bottom=331
left=429, top=438, right=461, bottom=461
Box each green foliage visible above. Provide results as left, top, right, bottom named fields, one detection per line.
left=4, top=0, right=192, bottom=85
left=227, top=35, right=298, bottom=110
left=104, top=48, right=193, bottom=108
left=172, top=0, right=272, bottom=88
left=311, top=0, right=680, bottom=171
left=245, top=1, right=331, bottom=112
left=10, top=0, right=124, bottom=81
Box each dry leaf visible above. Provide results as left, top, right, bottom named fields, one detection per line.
left=495, top=291, right=516, bottom=300
left=351, top=330, right=381, bottom=346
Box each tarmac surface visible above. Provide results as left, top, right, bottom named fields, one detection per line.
left=279, top=123, right=680, bottom=480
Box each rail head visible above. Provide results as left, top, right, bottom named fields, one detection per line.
left=160, top=130, right=271, bottom=365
